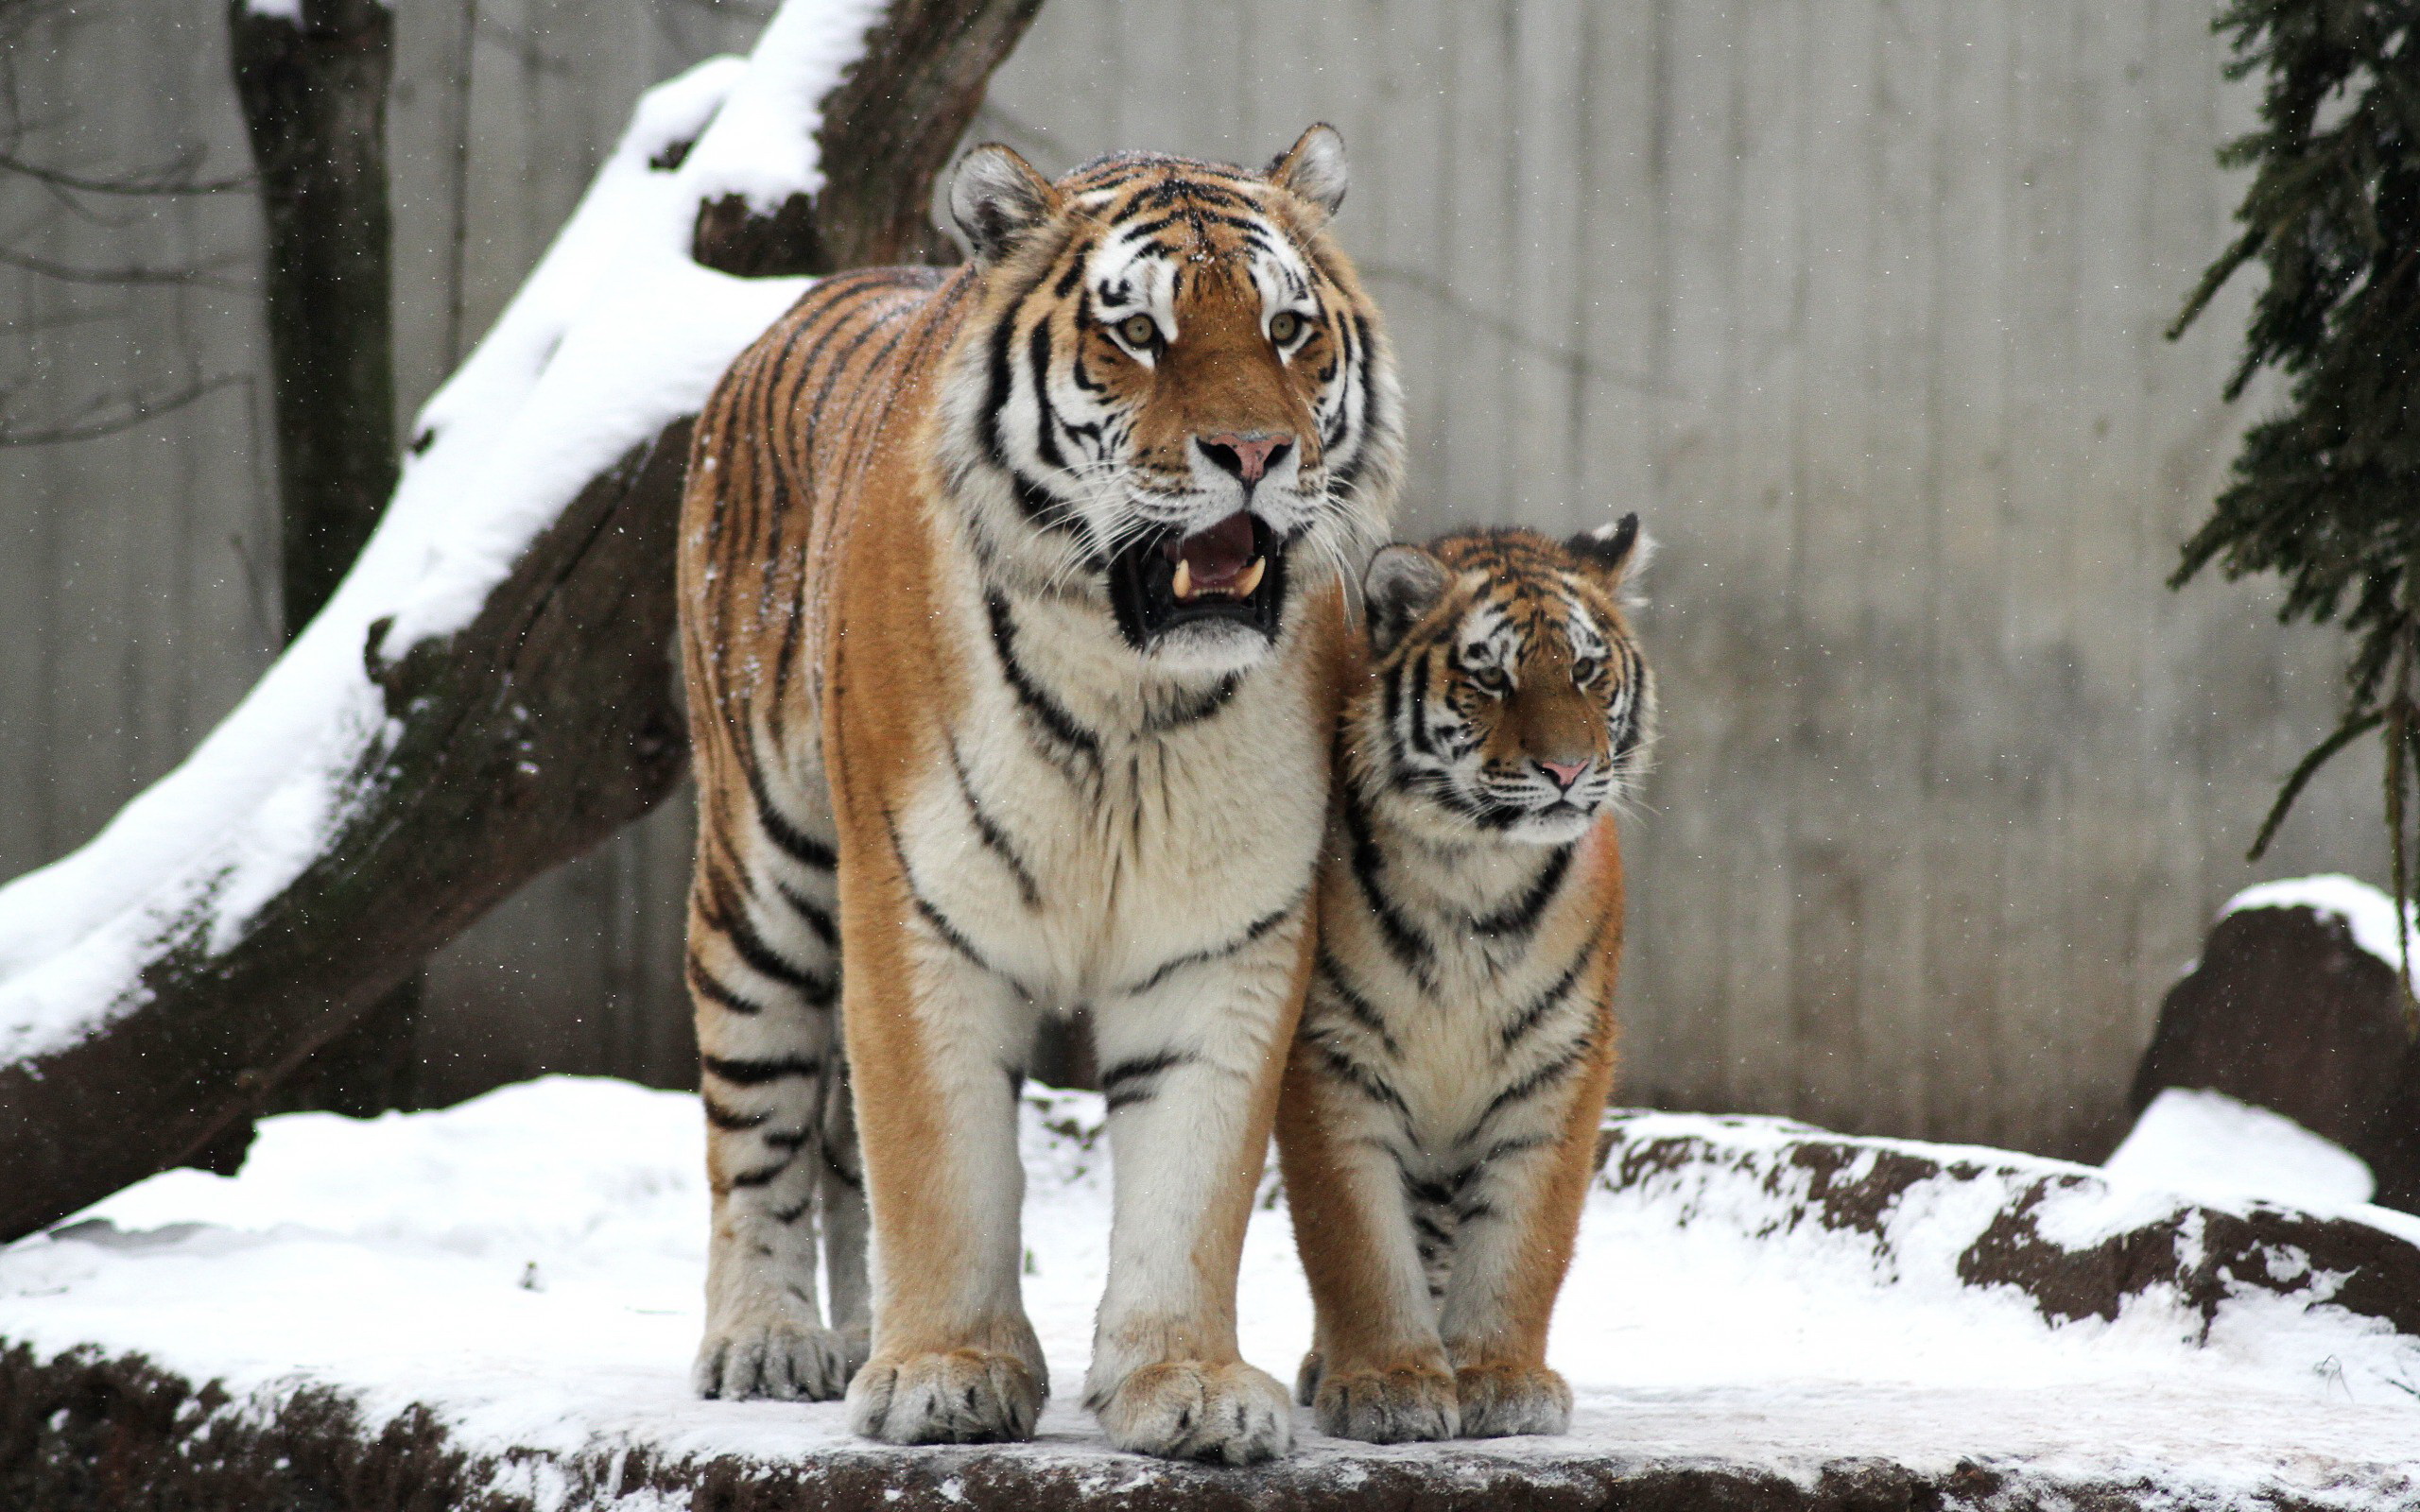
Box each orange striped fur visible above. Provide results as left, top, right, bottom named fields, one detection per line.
left=1276, top=524, right=1656, bottom=1443
left=675, top=128, right=1401, bottom=1463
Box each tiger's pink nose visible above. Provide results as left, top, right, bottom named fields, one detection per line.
left=1200, top=432, right=1291, bottom=485
left=1538, top=759, right=1590, bottom=791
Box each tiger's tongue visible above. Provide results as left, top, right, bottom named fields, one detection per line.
left=1165, top=511, right=1256, bottom=588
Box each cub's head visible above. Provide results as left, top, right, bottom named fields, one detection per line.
left=1352, top=522, right=1656, bottom=845
left=937, top=127, right=1403, bottom=676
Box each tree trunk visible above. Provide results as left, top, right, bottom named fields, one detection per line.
left=227, top=0, right=420, bottom=1123
left=0, top=0, right=1045, bottom=1243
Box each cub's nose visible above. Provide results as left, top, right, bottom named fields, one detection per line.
left=1198, top=432, right=1292, bottom=486
left=1538, top=758, right=1590, bottom=792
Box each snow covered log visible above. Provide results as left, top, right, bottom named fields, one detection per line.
left=4, top=1085, right=2416, bottom=1509
left=0, top=0, right=1044, bottom=1245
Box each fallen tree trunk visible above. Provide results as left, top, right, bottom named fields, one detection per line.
left=0, top=0, right=1043, bottom=1242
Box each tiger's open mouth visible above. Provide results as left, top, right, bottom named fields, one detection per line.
left=1107, top=509, right=1288, bottom=649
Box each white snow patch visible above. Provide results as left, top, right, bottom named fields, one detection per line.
left=2225, top=872, right=2420, bottom=972
left=3, top=1080, right=2416, bottom=1504
left=0, top=11, right=855, bottom=1061
left=2107, top=1087, right=2375, bottom=1210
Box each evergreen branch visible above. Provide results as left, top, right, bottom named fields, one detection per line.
left=2246, top=708, right=2385, bottom=862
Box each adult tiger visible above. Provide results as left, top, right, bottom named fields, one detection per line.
left=1277, top=523, right=1655, bottom=1444
left=675, top=127, right=1401, bottom=1464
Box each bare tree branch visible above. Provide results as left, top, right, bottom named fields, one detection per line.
left=0, top=374, right=244, bottom=447
left=0, top=242, right=251, bottom=291
left=0, top=149, right=253, bottom=197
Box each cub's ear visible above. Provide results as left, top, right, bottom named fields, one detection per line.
left=1566, top=513, right=1653, bottom=596
left=949, top=144, right=1060, bottom=265
left=1267, top=123, right=1348, bottom=224
left=1362, top=543, right=1451, bottom=657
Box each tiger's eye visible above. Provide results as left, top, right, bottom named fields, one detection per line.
left=1270, top=311, right=1302, bottom=344
left=1117, top=314, right=1159, bottom=349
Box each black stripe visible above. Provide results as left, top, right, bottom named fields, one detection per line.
left=1405, top=647, right=1438, bottom=759
left=980, top=260, right=1056, bottom=470
left=1144, top=674, right=1241, bottom=733
left=776, top=880, right=838, bottom=949
left=1496, top=951, right=1590, bottom=1055
left=1470, top=1033, right=1595, bottom=1136
left=1028, top=318, right=1066, bottom=472
left=703, top=1095, right=769, bottom=1131
left=1051, top=246, right=1087, bottom=297
left=727, top=1155, right=796, bottom=1189
left=985, top=593, right=1102, bottom=770
left=687, top=954, right=769, bottom=1017
left=1312, top=1037, right=1410, bottom=1118
left=702, top=1053, right=823, bottom=1085
left=1470, top=845, right=1574, bottom=938
left=708, top=897, right=837, bottom=1007
left=1340, top=788, right=1434, bottom=987
left=741, top=760, right=838, bottom=871
left=882, top=808, right=1020, bottom=990
left=1314, top=951, right=1403, bottom=1059
left=820, top=1135, right=864, bottom=1191
left=1333, top=311, right=1380, bottom=495
left=949, top=739, right=1041, bottom=908
left=1100, top=1049, right=1197, bottom=1112
left=1120, top=898, right=1298, bottom=997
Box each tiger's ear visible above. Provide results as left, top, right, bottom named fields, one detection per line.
left=1362, top=543, right=1450, bottom=657
left=1566, top=514, right=1653, bottom=596
left=950, top=144, right=1061, bottom=265
left=1267, top=124, right=1348, bottom=225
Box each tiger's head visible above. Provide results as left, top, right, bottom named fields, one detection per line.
left=935, top=126, right=1403, bottom=678
left=1349, top=522, right=1656, bottom=846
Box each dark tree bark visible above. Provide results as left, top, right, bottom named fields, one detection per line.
left=0, top=0, right=1047, bottom=1243
left=227, top=0, right=419, bottom=1122
left=228, top=0, right=400, bottom=628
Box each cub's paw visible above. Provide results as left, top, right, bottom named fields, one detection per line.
left=1092, top=1360, right=1294, bottom=1465
left=1293, top=1349, right=1323, bottom=1408
left=846, top=1349, right=1045, bottom=1444
left=1312, top=1361, right=1460, bottom=1444
left=692, top=1314, right=855, bottom=1401
left=1453, top=1363, right=1572, bottom=1437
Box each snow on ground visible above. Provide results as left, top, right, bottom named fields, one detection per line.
left=0, top=0, right=873, bottom=1064
left=4, top=1077, right=2418, bottom=1507
left=2225, top=872, right=2420, bottom=973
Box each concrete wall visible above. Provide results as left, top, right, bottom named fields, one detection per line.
left=0, top=0, right=2381, bottom=1156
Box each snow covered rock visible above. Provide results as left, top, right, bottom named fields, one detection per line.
left=3, top=1080, right=2417, bottom=1509
left=2133, top=874, right=2420, bottom=1212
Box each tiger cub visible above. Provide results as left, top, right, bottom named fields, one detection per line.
left=1277, top=521, right=1654, bottom=1443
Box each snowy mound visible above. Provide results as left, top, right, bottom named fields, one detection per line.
left=4, top=1078, right=2418, bottom=1510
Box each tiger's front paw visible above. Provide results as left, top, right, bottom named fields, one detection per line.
left=845, top=1349, right=1045, bottom=1444
left=1312, top=1360, right=1460, bottom=1443
left=692, top=1310, right=856, bottom=1400
left=1454, top=1363, right=1572, bottom=1437
left=1091, top=1360, right=1293, bottom=1465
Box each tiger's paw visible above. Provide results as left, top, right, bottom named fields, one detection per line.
left=692, top=1312, right=856, bottom=1401
left=1453, top=1363, right=1573, bottom=1437
left=846, top=1349, right=1046, bottom=1444
left=1091, top=1360, right=1294, bottom=1465
left=1312, top=1360, right=1460, bottom=1443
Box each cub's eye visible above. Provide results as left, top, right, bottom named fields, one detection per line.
left=1116, top=314, right=1160, bottom=350
left=1573, top=657, right=1603, bottom=685
left=1269, top=310, right=1303, bottom=345
left=1468, top=662, right=1510, bottom=696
